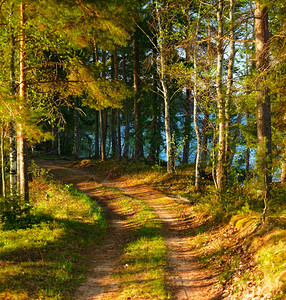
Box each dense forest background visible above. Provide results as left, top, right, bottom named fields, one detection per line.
left=0, top=0, right=285, bottom=208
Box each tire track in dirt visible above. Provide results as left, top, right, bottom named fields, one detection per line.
left=106, top=180, right=223, bottom=300
left=39, top=160, right=223, bottom=299
left=38, top=161, right=131, bottom=299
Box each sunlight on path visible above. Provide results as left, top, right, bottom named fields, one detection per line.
left=39, top=160, right=222, bottom=299
left=108, top=181, right=223, bottom=300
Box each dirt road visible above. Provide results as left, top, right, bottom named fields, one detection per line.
left=39, top=160, right=223, bottom=300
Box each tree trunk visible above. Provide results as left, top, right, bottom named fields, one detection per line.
left=100, top=109, right=106, bottom=161
left=93, top=43, right=100, bottom=160
left=100, top=50, right=107, bottom=161
left=281, top=155, right=286, bottom=183
left=94, top=110, right=100, bottom=159
left=216, top=0, right=225, bottom=191
left=122, top=51, right=129, bottom=159
left=193, top=5, right=202, bottom=189
left=182, top=46, right=191, bottom=164
left=1, top=127, right=5, bottom=197
left=149, top=42, right=160, bottom=162
left=9, top=122, right=17, bottom=198
left=255, top=2, right=272, bottom=191
left=57, top=129, right=61, bottom=156
left=117, top=109, right=121, bottom=160
left=9, top=4, right=17, bottom=199
left=133, top=36, right=144, bottom=159
left=111, top=108, right=117, bottom=158
left=17, top=1, right=28, bottom=202
left=155, top=2, right=173, bottom=173
left=201, top=21, right=212, bottom=173
left=113, top=51, right=121, bottom=160
left=225, top=0, right=236, bottom=172
left=72, top=105, right=79, bottom=158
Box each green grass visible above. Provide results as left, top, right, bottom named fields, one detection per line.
left=0, top=172, right=107, bottom=299
left=37, top=158, right=286, bottom=299
left=98, top=187, right=170, bottom=299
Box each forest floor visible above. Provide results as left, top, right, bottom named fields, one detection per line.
left=36, top=159, right=286, bottom=300
left=38, top=159, right=223, bottom=299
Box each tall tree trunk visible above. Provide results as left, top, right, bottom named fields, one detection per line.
left=281, top=155, right=286, bottom=183
left=17, top=1, right=28, bottom=202
left=182, top=42, right=191, bottom=164
left=193, top=5, right=202, bottom=189
left=57, top=129, right=61, bottom=156
left=133, top=36, right=144, bottom=159
left=149, top=40, right=160, bottom=162
left=111, top=108, right=117, bottom=158
left=123, top=112, right=130, bottom=159
left=93, top=43, right=100, bottom=159
left=1, top=127, right=5, bottom=197
left=100, top=50, right=107, bottom=161
left=216, top=0, right=225, bottom=191
left=122, top=51, right=129, bottom=159
left=113, top=51, right=121, bottom=160
left=155, top=2, right=173, bottom=173
left=201, top=21, right=212, bottom=173
left=100, top=109, right=106, bottom=161
left=94, top=110, right=100, bottom=159
left=245, top=115, right=250, bottom=181
left=9, top=4, right=17, bottom=199
left=9, top=122, right=17, bottom=198
left=225, top=0, right=236, bottom=172
left=73, top=104, right=79, bottom=158
left=117, top=109, right=121, bottom=160
left=255, top=2, right=272, bottom=197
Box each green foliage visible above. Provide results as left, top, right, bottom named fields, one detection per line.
left=0, top=167, right=107, bottom=299
left=0, top=196, right=33, bottom=230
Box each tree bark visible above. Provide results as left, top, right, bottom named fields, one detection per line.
left=193, top=5, right=202, bottom=189
left=182, top=44, right=192, bottom=165
left=9, top=4, right=17, bottom=199
left=225, top=0, right=236, bottom=172
left=1, top=127, right=5, bottom=197
left=281, top=155, right=286, bottom=183
left=17, top=1, right=28, bottom=202
left=255, top=2, right=272, bottom=190
left=201, top=21, right=212, bottom=173
left=57, top=129, right=61, bottom=156
left=72, top=104, right=79, bottom=158
left=133, top=36, right=144, bottom=159
left=149, top=40, right=160, bottom=162
left=122, top=51, right=129, bottom=159
left=113, top=51, right=121, bottom=160
left=155, top=2, right=173, bottom=173
left=100, top=50, right=107, bottom=161
left=111, top=108, right=117, bottom=158
left=94, top=110, right=100, bottom=159
left=216, top=0, right=226, bottom=191
left=100, top=109, right=106, bottom=161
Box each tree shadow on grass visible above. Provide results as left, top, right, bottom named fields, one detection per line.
left=0, top=213, right=106, bottom=299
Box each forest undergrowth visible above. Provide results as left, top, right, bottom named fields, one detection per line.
left=0, top=165, right=107, bottom=299
left=79, top=158, right=286, bottom=299
left=0, top=158, right=285, bottom=299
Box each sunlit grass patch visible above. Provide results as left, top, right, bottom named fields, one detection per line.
left=100, top=187, right=170, bottom=299
left=253, top=229, right=286, bottom=296
left=0, top=173, right=107, bottom=299
left=116, top=236, right=168, bottom=299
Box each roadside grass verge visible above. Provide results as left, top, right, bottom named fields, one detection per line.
left=98, top=185, right=170, bottom=299
left=63, top=159, right=286, bottom=299
left=0, top=168, right=107, bottom=299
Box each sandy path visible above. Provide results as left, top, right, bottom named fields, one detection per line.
left=106, top=181, right=223, bottom=300
left=39, top=160, right=223, bottom=299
